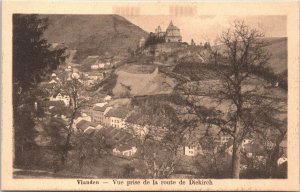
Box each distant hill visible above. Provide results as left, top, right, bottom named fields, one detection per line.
left=172, top=37, right=287, bottom=89
left=213, top=37, right=287, bottom=75
left=263, top=37, right=287, bottom=74
left=42, top=14, right=148, bottom=62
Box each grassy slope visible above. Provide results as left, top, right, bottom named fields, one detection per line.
left=113, top=66, right=177, bottom=96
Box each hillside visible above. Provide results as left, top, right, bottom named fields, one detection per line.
left=42, top=14, right=148, bottom=62
left=213, top=37, right=287, bottom=75
left=112, top=65, right=177, bottom=97
left=264, top=37, right=287, bottom=74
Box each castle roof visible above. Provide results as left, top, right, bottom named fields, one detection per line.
left=167, top=20, right=179, bottom=30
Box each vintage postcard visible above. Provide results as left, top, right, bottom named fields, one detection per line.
left=1, top=0, right=299, bottom=191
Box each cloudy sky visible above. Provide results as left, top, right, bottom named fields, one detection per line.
left=124, top=15, right=286, bottom=44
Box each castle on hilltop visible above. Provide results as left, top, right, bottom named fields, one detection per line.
left=154, top=21, right=182, bottom=43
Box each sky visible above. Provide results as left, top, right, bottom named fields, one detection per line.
left=124, top=15, right=286, bottom=45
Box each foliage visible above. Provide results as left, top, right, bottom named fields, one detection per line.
left=13, top=14, right=66, bottom=168
left=144, top=32, right=166, bottom=47
left=13, top=14, right=66, bottom=92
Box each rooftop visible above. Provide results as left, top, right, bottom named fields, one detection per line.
left=105, top=107, right=131, bottom=119
left=93, top=106, right=107, bottom=112
left=76, top=119, right=97, bottom=132
left=115, top=144, right=135, bottom=152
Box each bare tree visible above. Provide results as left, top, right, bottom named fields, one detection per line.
left=54, top=73, right=88, bottom=169
left=209, top=21, right=273, bottom=178
left=173, top=21, right=286, bottom=178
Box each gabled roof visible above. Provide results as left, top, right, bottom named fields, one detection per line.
left=52, top=91, right=68, bottom=98
left=105, top=107, right=130, bottom=119
left=84, top=128, right=96, bottom=134
left=93, top=106, right=107, bottom=112
left=76, top=119, right=97, bottom=132
left=98, top=127, right=135, bottom=146
left=115, top=144, right=135, bottom=152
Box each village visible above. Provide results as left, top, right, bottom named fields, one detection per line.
left=26, top=20, right=288, bottom=178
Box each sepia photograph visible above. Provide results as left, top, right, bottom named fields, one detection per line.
left=12, top=13, right=288, bottom=179
left=1, top=1, right=299, bottom=191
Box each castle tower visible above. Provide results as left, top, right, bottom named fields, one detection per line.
left=165, top=20, right=182, bottom=43
left=155, top=25, right=165, bottom=38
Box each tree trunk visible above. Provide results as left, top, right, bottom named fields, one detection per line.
left=231, top=140, right=241, bottom=178
left=268, top=144, right=280, bottom=178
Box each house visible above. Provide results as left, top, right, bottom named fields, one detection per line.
left=49, top=79, right=57, bottom=84
left=219, top=134, right=233, bottom=145
left=34, top=135, right=52, bottom=146
left=105, top=107, right=130, bottom=128
left=277, top=157, right=288, bottom=166
left=49, top=92, right=70, bottom=106
left=277, top=139, right=288, bottom=166
left=65, top=65, right=72, bottom=72
left=266, top=140, right=276, bottom=150
left=113, top=145, right=137, bottom=157
left=82, top=77, right=95, bottom=86
left=98, top=127, right=137, bottom=152
left=73, top=113, right=92, bottom=128
left=76, top=119, right=100, bottom=134
left=81, top=105, right=94, bottom=117
left=224, top=140, right=234, bottom=155
left=243, top=141, right=267, bottom=162
left=86, top=72, right=104, bottom=81
left=92, top=105, right=112, bottom=123
left=48, top=72, right=61, bottom=85
left=104, top=95, right=112, bottom=101
left=183, top=143, right=202, bottom=157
